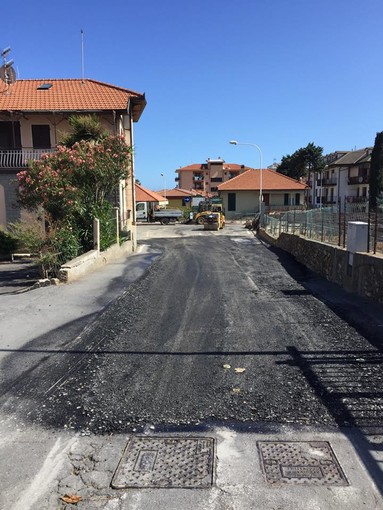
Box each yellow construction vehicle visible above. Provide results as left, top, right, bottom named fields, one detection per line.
left=203, top=212, right=225, bottom=231
left=194, top=199, right=225, bottom=225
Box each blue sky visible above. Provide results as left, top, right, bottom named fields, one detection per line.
left=2, top=0, right=383, bottom=190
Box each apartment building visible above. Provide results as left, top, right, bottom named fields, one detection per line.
left=175, top=158, right=251, bottom=194
left=0, top=78, right=146, bottom=247
left=308, top=148, right=372, bottom=207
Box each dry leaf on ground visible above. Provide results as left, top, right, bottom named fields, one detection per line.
left=234, top=367, right=246, bottom=373
left=232, top=388, right=241, bottom=393
left=223, top=364, right=231, bottom=369
left=60, top=494, right=83, bottom=504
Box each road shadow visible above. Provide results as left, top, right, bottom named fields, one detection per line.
left=257, top=237, right=383, bottom=494
left=0, top=259, right=41, bottom=295
left=260, top=240, right=383, bottom=351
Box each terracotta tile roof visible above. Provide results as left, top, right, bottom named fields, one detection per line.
left=0, top=79, right=146, bottom=120
left=218, top=169, right=307, bottom=191
left=177, top=163, right=249, bottom=172
left=156, top=188, right=200, bottom=198
left=135, top=183, right=165, bottom=202
left=177, top=164, right=205, bottom=171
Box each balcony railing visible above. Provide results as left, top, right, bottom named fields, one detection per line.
left=317, top=178, right=338, bottom=187
left=348, top=175, right=369, bottom=185
left=0, top=148, right=56, bottom=168
left=345, top=195, right=368, bottom=203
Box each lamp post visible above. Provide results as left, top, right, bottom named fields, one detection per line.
left=161, top=173, right=166, bottom=208
left=229, top=140, right=263, bottom=217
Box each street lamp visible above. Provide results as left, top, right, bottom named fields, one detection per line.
left=229, top=140, right=263, bottom=216
left=160, top=173, right=166, bottom=208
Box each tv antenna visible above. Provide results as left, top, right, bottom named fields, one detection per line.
left=0, top=47, right=17, bottom=87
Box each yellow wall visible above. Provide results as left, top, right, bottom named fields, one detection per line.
left=220, top=190, right=305, bottom=218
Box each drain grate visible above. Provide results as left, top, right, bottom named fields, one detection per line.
left=111, top=436, right=215, bottom=489
left=257, top=441, right=348, bottom=486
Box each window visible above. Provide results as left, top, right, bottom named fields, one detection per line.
left=32, top=125, right=51, bottom=149
left=284, top=193, right=289, bottom=206
left=37, top=83, right=52, bottom=90
left=210, top=187, right=218, bottom=192
left=211, top=177, right=223, bottom=183
left=228, top=193, right=236, bottom=211
left=295, top=193, right=300, bottom=205
left=0, top=121, right=21, bottom=149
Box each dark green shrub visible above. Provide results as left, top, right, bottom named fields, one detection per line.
left=0, top=229, right=19, bottom=255
left=39, top=225, right=81, bottom=278
left=74, top=202, right=117, bottom=252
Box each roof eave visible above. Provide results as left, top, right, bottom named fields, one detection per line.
left=129, top=94, right=147, bottom=122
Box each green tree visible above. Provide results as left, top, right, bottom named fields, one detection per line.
left=369, top=131, right=383, bottom=209
left=277, top=143, right=324, bottom=180
left=60, top=114, right=107, bottom=147
left=278, top=149, right=307, bottom=180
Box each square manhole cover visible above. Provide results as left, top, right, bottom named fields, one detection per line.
left=257, top=441, right=348, bottom=486
left=111, top=436, right=215, bottom=489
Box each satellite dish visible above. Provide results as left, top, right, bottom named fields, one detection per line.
left=0, top=64, right=16, bottom=85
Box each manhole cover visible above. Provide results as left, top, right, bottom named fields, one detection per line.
left=257, top=441, right=348, bottom=486
left=111, top=436, right=215, bottom=489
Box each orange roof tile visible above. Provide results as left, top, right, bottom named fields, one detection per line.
left=218, top=169, right=308, bottom=191
left=135, top=183, right=165, bottom=202
left=0, top=79, right=146, bottom=120
left=156, top=188, right=201, bottom=198
left=177, top=163, right=249, bottom=172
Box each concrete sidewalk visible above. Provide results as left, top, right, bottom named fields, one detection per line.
left=1, top=420, right=382, bottom=510
left=1, top=241, right=383, bottom=509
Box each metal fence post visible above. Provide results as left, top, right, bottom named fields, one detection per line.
left=343, top=201, right=346, bottom=248
left=367, top=202, right=371, bottom=253
left=321, top=208, right=324, bottom=242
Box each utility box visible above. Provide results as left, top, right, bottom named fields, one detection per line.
left=347, top=221, right=368, bottom=254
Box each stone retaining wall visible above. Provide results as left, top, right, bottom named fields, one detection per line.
left=259, top=229, right=383, bottom=305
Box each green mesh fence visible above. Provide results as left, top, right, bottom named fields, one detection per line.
left=264, top=203, right=383, bottom=255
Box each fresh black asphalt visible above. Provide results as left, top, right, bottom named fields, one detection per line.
left=1, top=232, right=382, bottom=436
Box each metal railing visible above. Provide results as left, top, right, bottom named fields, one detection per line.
left=263, top=203, right=383, bottom=255
left=0, top=148, right=56, bottom=168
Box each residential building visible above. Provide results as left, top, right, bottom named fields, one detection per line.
left=218, top=169, right=307, bottom=219
left=175, top=158, right=250, bottom=194
left=155, top=188, right=206, bottom=209
left=308, top=148, right=372, bottom=207
left=0, top=78, right=146, bottom=248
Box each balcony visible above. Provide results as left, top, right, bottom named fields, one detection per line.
left=348, top=175, right=369, bottom=185
left=193, top=175, right=204, bottom=182
left=345, top=196, right=368, bottom=203
left=0, top=148, right=56, bottom=168
left=317, top=178, right=338, bottom=187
